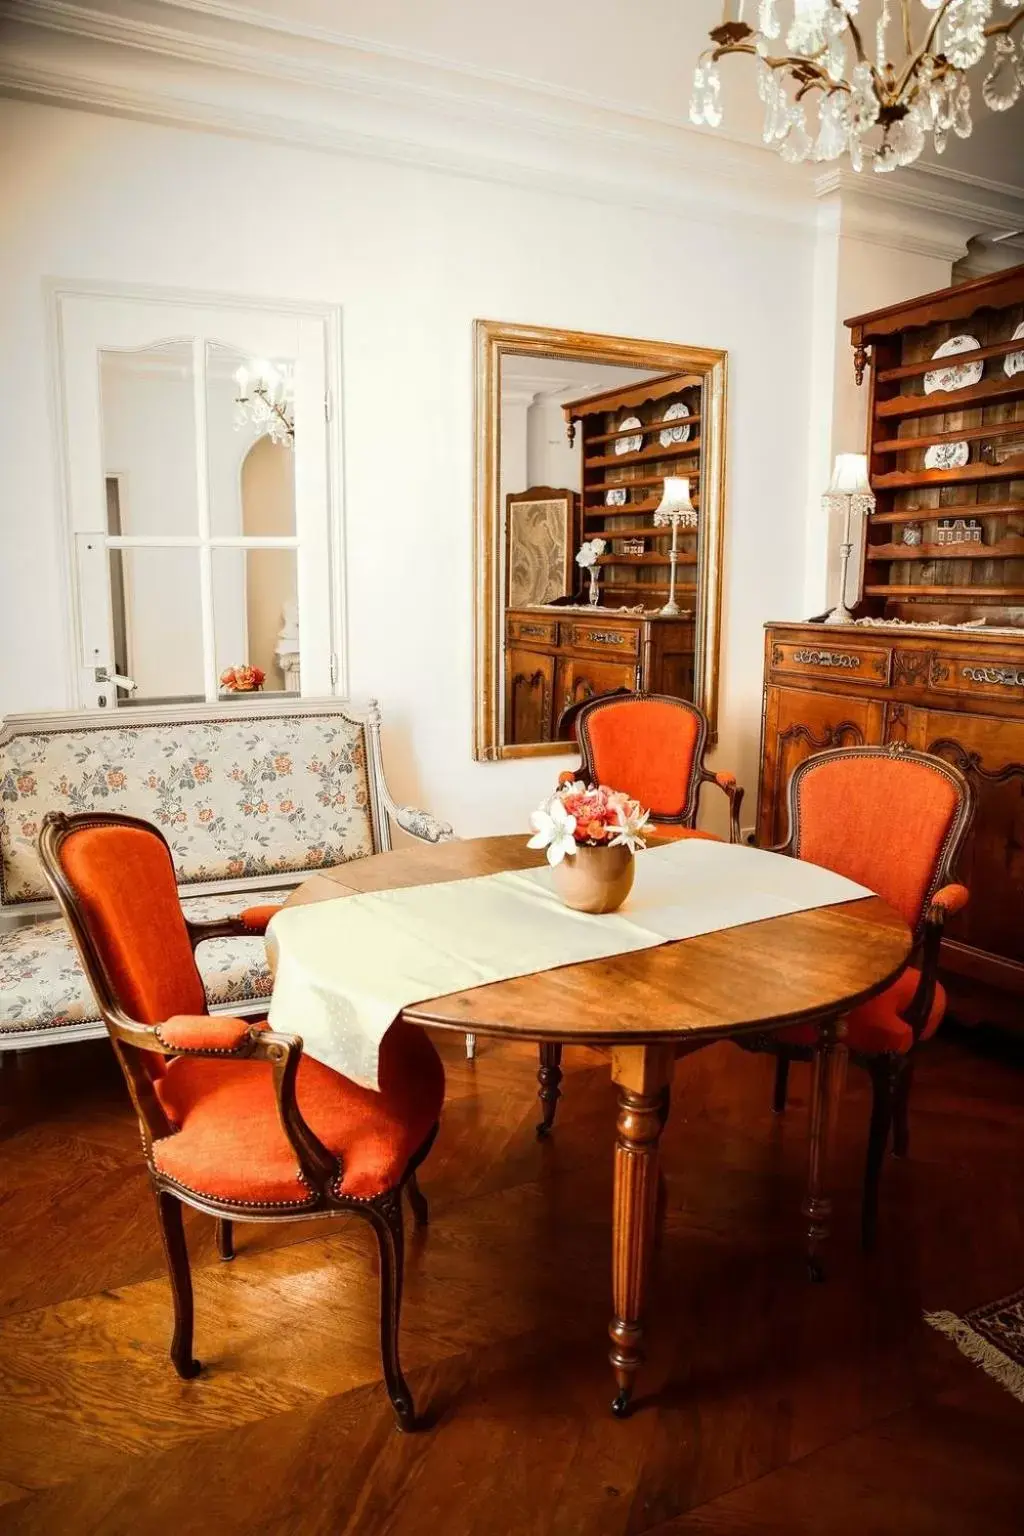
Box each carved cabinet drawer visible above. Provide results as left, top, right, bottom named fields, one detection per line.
left=929, top=654, right=1024, bottom=704
left=770, top=639, right=892, bottom=686
left=506, top=615, right=557, bottom=646
left=563, top=622, right=641, bottom=659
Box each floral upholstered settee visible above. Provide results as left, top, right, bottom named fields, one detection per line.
left=0, top=699, right=453, bottom=1053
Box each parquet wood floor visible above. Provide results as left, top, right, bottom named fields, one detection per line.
left=0, top=1027, right=1021, bottom=1534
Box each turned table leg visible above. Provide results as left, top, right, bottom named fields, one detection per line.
left=803, top=1015, right=848, bottom=1283
left=608, top=1044, right=675, bottom=1418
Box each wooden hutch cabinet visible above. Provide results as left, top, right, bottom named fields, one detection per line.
left=758, top=265, right=1024, bottom=1027
left=505, top=609, right=695, bottom=746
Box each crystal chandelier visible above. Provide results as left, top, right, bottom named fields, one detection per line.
left=691, top=2, right=1024, bottom=172
left=233, top=359, right=295, bottom=446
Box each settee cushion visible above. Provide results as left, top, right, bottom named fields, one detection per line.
left=0, top=891, right=290, bottom=1039
left=0, top=712, right=374, bottom=905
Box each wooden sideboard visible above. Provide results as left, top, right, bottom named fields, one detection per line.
left=757, top=621, right=1024, bottom=1028
left=505, top=608, right=695, bottom=746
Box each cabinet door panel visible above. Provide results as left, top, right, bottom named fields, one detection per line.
left=553, top=655, right=639, bottom=726
left=758, top=686, right=886, bottom=847
left=505, top=648, right=555, bottom=745
left=908, top=707, right=1024, bottom=970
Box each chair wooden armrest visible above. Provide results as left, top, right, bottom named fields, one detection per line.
left=109, top=1014, right=340, bottom=1196
left=901, top=884, right=970, bottom=1041
left=184, top=904, right=280, bottom=951
left=700, top=769, right=745, bottom=845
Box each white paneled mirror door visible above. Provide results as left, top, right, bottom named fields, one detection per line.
left=54, top=287, right=338, bottom=709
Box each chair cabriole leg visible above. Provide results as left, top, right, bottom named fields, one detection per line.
left=803, top=1016, right=848, bottom=1283
left=216, top=1218, right=235, bottom=1262
left=536, top=1042, right=563, bottom=1139
left=862, top=1057, right=897, bottom=1253
left=367, top=1192, right=416, bottom=1431
left=772, top=1054, right=790, bottom=1115
left=891, top=1056, right=914, bottom=1159
left=405, top=1169, right=429, bottom=1227
left=154, top=1188, right=201, bottom=1379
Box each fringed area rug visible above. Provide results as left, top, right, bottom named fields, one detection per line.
left=926, top=1290, right=1024, bottom=1404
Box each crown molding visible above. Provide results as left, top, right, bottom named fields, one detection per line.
left=3, top=0, right=1022, bottom=242
left=0, top=0, right=812, bottom=228
left=814, top=166, right=1024, bottom=263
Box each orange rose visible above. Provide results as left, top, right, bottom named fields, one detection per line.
left=584, top=819, right=608, bottom=842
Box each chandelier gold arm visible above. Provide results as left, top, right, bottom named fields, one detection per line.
left=711, top=4, right=1024, bottom=118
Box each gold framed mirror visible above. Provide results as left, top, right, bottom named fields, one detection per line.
left=473, top=321, right=727, bottom=761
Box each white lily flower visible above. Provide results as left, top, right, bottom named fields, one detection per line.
left=527, top=797, right=579, bottom=865
left=607, top=802, right=650, bottom=854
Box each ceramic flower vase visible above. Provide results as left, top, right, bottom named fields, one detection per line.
left=553, top=843, right=635, bottom=914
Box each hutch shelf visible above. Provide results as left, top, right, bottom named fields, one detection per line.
left=562, top=371, right=704, bottom=611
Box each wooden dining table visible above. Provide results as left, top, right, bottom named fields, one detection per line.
left=282, top=833, right=913, bottom=1416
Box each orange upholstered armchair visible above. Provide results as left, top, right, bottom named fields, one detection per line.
left=742, top=744, right=974, bottom=1255
left=37, top=810, right=444, bottom=1431
left=534, top=691, right=744, bottom=1137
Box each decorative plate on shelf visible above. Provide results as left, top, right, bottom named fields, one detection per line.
left=923, top=335, right=984, bottom=395
left=614, top=416, right=643, bottom=455
left=1005, top=321, right=1024, bottom=378
left=902, top=522, right=923, bottom=547
left=605, top=487, right=628, bottom=506
left=659, top=401, right=692, bottom=447
left=924, top=440, right=970, bottom=471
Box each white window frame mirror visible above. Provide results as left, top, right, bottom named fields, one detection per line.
left=50, top=282, right=344, bottom=709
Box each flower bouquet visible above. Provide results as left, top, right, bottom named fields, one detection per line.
left=528, top=780, right=649, bottom=913
left=219, top=665, right=266, bottom=694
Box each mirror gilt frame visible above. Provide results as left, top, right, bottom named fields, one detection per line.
left=473, top=320, right=728, bottom=761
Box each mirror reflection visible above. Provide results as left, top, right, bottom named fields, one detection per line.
left=493, top=346, right=719, bottom=753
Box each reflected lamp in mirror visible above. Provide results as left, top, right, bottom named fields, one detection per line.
left=653, top=477, right=697, bottom=617
left=823, top=452, right=874, bottom=627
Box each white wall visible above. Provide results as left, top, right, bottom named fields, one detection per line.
left=0, top=98, right=818, bottom=836
left=526, top=399, right=579, bottom=491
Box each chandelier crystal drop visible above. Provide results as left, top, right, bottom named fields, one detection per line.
left=690, top=1, right=1024, bottom=172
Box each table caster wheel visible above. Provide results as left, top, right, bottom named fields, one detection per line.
left=611, top=1389, right=632, bottom=1419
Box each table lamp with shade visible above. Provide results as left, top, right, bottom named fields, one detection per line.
left=653, top=477, right=697, bottom=616
left=824, top=453, right=875, bottom=626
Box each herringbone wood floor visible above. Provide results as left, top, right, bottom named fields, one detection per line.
left=0, top=1027, right=1022, bottom=1535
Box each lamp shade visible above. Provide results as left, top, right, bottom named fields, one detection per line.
left=828, top=453, right=871, bottom=496
left=654, top=477, right=696, bottom=525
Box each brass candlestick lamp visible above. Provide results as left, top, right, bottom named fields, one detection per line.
left=653, top=477, right=697, bottom=616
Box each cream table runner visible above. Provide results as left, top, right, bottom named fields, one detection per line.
left=265, top=840, right=873, bottom=1090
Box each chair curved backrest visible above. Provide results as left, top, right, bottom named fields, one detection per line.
left=576, top=693, right=710, bottom=824
left=37, top=810, right=207, bottom=1031
left=785, top=745, right=974, bottom=940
